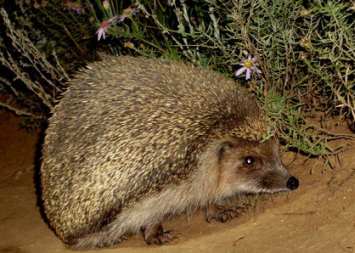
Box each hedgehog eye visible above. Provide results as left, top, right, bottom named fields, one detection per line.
left=244, top=156, right=255, bottom=166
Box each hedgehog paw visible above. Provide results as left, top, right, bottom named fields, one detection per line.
left=142, top=223, right=175, bottom=245
left=205, top=204, right=246, bottom=223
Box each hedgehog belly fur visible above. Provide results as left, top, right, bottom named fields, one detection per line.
left=72, top=143, right=220, bottom=249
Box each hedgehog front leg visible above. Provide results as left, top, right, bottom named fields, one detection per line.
left=141, top=223, right=175, bottom=245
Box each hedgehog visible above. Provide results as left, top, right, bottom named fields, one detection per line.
left=40, top=56, right=299, bottom=249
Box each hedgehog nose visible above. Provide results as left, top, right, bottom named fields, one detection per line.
left=286, top=176, right=299, bottom=190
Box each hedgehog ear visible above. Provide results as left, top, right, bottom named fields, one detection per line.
left=217, top=141, right=234, bottom=162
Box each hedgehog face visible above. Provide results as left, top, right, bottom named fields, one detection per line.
left=215, top=137, right=299, bottom=197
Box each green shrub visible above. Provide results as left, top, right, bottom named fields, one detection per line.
left=0, top=0, right=353, bottom=157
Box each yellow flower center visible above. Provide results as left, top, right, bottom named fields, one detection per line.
left=243, top=59, right=254, bottom=68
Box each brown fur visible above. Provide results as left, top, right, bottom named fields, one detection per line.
left=40, top=56, right=294, bottom=249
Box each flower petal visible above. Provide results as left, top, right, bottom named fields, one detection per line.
left=245, top=69, right=251, bottom=80
left=96, top=28, right=106, bottom=41
left=96, top=29, right=101, bottom=41
left=235, top=67, right=246, bottom=77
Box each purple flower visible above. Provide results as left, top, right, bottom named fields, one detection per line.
left=235, top=55, right=261, bottom=80
left=96, top=19, right=111, bottom=41
left=95, top=6, right=139, bottom=41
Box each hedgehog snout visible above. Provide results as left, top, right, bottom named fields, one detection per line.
left=286, top=176, right=299, bottom=190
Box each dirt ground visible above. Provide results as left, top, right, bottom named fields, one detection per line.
left=0, top=111, right=354, bottom=253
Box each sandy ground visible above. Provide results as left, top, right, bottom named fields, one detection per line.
left=0, top=112, right=354, bottom=253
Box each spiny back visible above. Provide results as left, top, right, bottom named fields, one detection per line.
left=41, top=56, right=267, bottom=240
